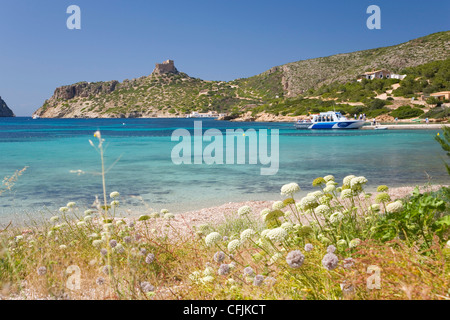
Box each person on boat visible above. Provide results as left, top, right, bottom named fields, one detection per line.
left=354, top=114, right=357, bottom=120
left=372, top=118, right=376, bottom=126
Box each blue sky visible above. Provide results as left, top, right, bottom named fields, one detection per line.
left=0, top=0, right=449, bottom=116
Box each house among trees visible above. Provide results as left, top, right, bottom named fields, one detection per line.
left=357, top=69, right=406, bottom=81
left=430, top=91, right=450, bottom=101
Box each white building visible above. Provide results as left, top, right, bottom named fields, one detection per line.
left=357, top=69, right=406, bottom=81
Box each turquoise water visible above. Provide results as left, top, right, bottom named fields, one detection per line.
left=0, top=117, right=448, bottom=222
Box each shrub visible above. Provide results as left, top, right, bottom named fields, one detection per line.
left=390, top=105, right=424, bottom=119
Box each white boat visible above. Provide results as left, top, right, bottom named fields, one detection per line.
left=295, top=111, right=365, bottom=130
left=374, top=125, right=388, bottom=130
left=32, top=114, right=40, bottom=119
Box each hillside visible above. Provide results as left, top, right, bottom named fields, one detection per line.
left=0, top=96, right=15, bottom=117
left=33, top=31, right=450, bottom=119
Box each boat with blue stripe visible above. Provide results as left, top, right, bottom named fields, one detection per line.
left=294, top=111, right=365, bottom=130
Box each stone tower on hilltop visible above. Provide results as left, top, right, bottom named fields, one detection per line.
left=152, top=60, right=179, bottom=75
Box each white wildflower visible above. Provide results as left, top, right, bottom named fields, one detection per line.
left=227, top=239, right=240, bottom=252
left=205, top=232, right=222, bottom=247
left=267, top=227, right=288, bottom=243
left=110, top=191, right=120, bottom=199
left=280, top=182, right=301, bottom=196
left=240, top=229, right=256, bottom=241
left=238, top=205, right=252, bottom=216
left=272, top=201, right=285, bottom=210
left=386, top=201, right=404, bottom=213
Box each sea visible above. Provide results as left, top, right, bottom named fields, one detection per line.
left=0, top=117, right=448, bottom=223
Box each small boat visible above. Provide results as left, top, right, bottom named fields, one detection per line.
left=295, top=111, right=365, bottom=130
left=374, top=125, right=388, bottom=130
left=32, top=114, right=40, bottom=120
left=294, top=119, right=313, bottom=129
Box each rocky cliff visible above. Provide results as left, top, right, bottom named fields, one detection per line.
left=0, top=96, right=15, bottom=117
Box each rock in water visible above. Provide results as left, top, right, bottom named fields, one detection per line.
left=0, top=96, right=15, bottom=117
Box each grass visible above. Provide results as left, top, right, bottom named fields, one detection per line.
left=0, top=133, right=449, bottom=300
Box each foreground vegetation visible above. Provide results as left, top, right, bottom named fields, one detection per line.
left=0, top=130, right=449, bottom=300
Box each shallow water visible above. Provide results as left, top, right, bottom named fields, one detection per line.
left=0, top=117, right=447, bottom=222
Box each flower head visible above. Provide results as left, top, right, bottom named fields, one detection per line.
left=227, top=239, right=240, bottom=252
left=377, top=185, right=389, bottom=192
left=240, top=229, right=256, bottom=241
left=110, top=200, right=120, bottom=207
left=304, top=243, right=314, bottom=252
left=286, top=250, right=305, bottom=268
left=314, top=205, right=330, bottom=215
left=375, top=192, right=391, bottom=203
left=205, top=232, right=222, bottom=247
left=308, top=191, right=323, bottom=198
left=343, top=175, right=356, bottom=187
left=322, top=253, right=339, bottom=271
left=113, top=243, right=125, bottom=254
left=253, top=275, right=264, bottom=286
left=238, top=205, right=252, bottom=216
left=323, top=184, right=335, bottom=193
left=386, top=201, right=404, bottom=213
left=267, top=227, right=288, bottom=243
left=92, top=240, right=103, bottom=248
left=337, top=239, right=347, bottom=248
left=299, top=196, right=318, bottom=211
left=140, top=281, right=155, bottom=293
left=67, top=202, right=76, bottom=208
left=213, top=251, right=226, bottom=263
left=96, top=277, right=105, bottom=285
left=350, top=176, right=368, bottom=189
left=50, top=216, right=59, bottom=223
left=272, top=201, right=285, bottom=211
left=37, top=266, right=47, bottom=276
left=218, top=264, right=230, bottom=276
left=109, top=239, right=117, bottom=248
left=280, top=182, right=301, bottom=196
left=110, top=191, right=120, bottom=199
left=59, top=207, right=69, bottom=213
left=327, top=245, right=336, bottom=253
left=330, top=212, right=344, bottom=224
left=281, top=222, right=294, bottom=232
left=243, top=267, right=254, bottom=276
left=349, top=238, right=361, bottom=248
left=102, top=265, right=113, bottom=275
left=164, top=213, right=175, bottom=219
left=324, top=175, right=335, bottom=182
left=312, top=177, right=326, bottom=187
left=340, top=189, right=353, bottom=199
